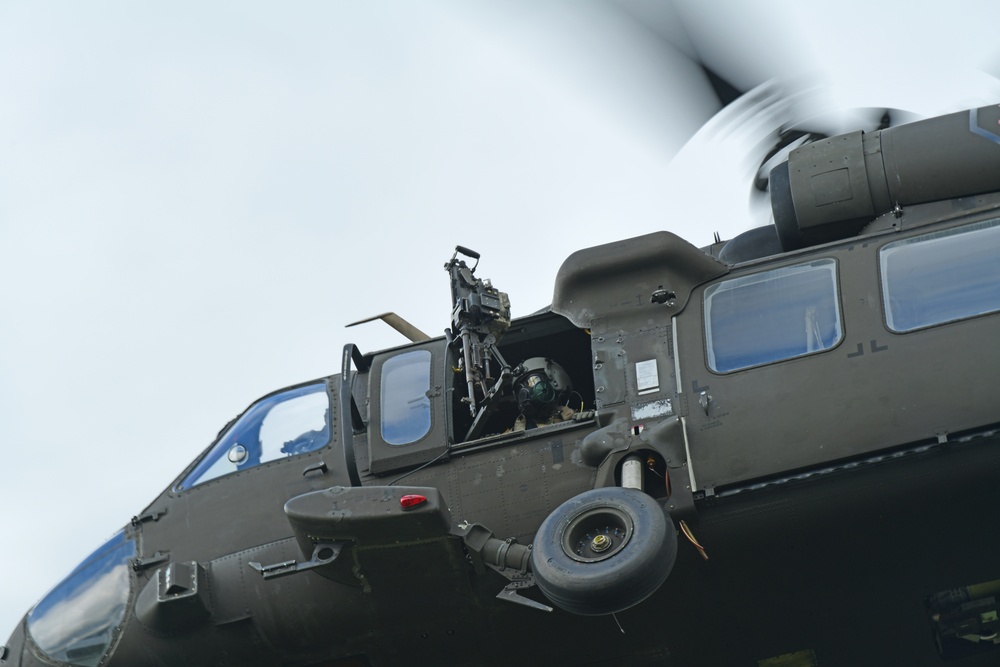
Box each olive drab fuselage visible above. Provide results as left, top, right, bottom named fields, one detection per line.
left=6, top=106, right=1000, bottom=667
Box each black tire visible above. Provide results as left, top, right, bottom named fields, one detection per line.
left=531, top=487, right=677, bottom=616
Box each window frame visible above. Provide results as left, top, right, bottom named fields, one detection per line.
left=704, top=258, right=844, bottom=374
left=879, top=218, right=1000, bottom=333
left=174, top=381, right=332, bottom=492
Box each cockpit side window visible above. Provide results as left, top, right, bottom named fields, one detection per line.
left=880, top=218, right=1000, bottom=332
left=705, top=259, right=842, bottom=373
left=176, top=382, right=330, bottom=491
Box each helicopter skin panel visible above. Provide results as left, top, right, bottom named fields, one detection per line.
left=7, top=106, right=1000, bottom=667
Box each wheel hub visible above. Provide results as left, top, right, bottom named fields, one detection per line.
left=591, top=534, right=612, bottom=552
left=561, top=505, right=634, bottom=563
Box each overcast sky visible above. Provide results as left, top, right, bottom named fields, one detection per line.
left=2, top=0, right=1000, bottom=636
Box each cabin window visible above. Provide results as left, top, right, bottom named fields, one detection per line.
left=177, top=382, right=330, bottom=490
left=705, top=259, right=842, bottom=373
left=880, top=219, right=1000, bottom=332
left=380, top=350, right=432, bottom=445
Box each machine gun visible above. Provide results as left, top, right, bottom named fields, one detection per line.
left=444, top=246, right=512, bottom=436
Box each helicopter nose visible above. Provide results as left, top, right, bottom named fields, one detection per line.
left=16, top=530, right=135, bottom=667
left=2, top=615, right=46, bottom=667
left=1, top=617, right=24, bottom=666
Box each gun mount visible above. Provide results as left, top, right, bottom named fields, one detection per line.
left=444, top=246, right=513, bottom=437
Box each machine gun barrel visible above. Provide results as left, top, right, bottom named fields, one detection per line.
left=460, top=328, right=477, bottom=416
left=444, top=246, right=512, bottom=419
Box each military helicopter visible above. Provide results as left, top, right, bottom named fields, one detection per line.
left=4, top=103, right=1000, bottom=666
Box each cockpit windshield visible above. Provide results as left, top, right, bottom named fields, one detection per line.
left=176, top=382, right=330, bottom=491
left=28, top=530, right=135, bottom=667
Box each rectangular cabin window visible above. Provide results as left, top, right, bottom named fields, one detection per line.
left=380, top=349, right=432, bottom=445
left=705, top=259, right=842, bottom=373
left=880, top=219, right=1000, bottom=332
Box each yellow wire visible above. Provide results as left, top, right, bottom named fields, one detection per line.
left=679, top=519, right=708, bottom=561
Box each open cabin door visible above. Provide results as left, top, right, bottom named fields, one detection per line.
left=367, top=339, right=449, bottom=475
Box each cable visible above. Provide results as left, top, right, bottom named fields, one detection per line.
left=387, top=447, right=450, bottom=486
left=646, top=457, right=670, bottom=497
left=679, top=519, right=708, bottom=561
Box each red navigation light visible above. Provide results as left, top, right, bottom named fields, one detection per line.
left=399, top=494, right=427, bottom=510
